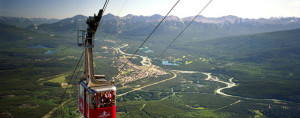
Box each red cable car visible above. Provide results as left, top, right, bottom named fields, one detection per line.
left=78, top=78, right=116, bottom=118
left=77, top=1, right=116, bottom=117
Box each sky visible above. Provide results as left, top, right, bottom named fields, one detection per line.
left=0, top=0, right=300, bottom=19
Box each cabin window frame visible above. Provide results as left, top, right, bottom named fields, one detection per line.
left=113, top=91, right=116, bottom=106
left=79, top=85, right=84, bottom=99
left=90, top=93, right=97, bottom=109
left=86, top=89, right=89, bottom=108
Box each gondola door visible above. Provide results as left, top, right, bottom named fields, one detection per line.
left=85, top=89, right=88, bottom=117
left=78, top=84, right=85, bottom=116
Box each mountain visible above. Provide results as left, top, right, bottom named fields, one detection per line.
left=26, top=15, right=87, bottom=35
left=98, top=14, right=300, bottom=39
left=27, top=14, right=300, bottom=39
left=183, top=15, right=300, bottom=25
left=0, top=24, right=72, bottom=48
left=0, top=16, right=59, bottom=28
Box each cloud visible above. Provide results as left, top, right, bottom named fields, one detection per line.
left=288, top=0, right=300, bottom=7
left=287, top=0, right=300, bottom=17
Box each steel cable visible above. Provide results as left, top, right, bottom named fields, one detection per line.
left=114, top=0, right=180, bottom=80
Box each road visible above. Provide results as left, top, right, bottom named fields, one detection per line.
left=215, top=100, right=242, bottom=110
left=115, top=45, right=234, bottom=97
left=117, top=71, right=177, bottom=97
left=42, top=99, right=71, bottom=118
left=115, top=44, right=167, bottom=84
left=115, top=45, right=295, bottom=103
left=172, top=70, right=296, bottom=104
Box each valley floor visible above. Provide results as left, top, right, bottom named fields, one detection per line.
left=113, top=44, right=300, bottom=118
left=1, top=40, right=300, bottom=118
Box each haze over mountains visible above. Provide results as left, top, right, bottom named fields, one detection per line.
left=0, top=16, right=59, bottom=28
left=1, top=14, right=299, bottom=65
left=2, top=14, right=299, bottom=40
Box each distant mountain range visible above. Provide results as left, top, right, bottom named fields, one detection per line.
left=0, top=16, right=59, bottom=28
left=1, top=14, right=300, bottom=39
left=26, top=15, right=87, bottom=35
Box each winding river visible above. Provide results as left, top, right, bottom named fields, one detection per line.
left=116, top=44, right=152, bottom=67
left=172, top=70, right=297, bottom=104
left=116, top=44, right=295, bottom=103
left=172, top=70, right=237, bottom=96
left=117, top=44, right=237, bottom=96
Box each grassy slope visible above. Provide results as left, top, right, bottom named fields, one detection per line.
left=0, top=24, right=120, bottom=117
left=0, top=24, right=82, bottom=117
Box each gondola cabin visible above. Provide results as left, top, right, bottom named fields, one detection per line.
left=79, top=79, right=116, bottom=118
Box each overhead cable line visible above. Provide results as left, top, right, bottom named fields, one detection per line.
left=157, top=0, right=212, bottom=58
left=103, top=0, right=109, bottom=12
left=133, top=0, right=213, bottom=78
left=117, top=0, right=128, bottom=16
left=72, top=55, right=84, bottom=86
left=114, top=0, right=180, bottom=79
left=60, top=0, right=110, bottom=102
left=59, top=50, right=84, bottom=103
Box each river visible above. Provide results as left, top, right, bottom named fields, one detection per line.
left=116, top=44, right=152, bottom=67
left=117, top=44, right=236, bottom=96
left=171, top=70, right=296, bottom=104
left=116, top=44, right=293, bottom=103
left=172, top=70, right=237, bottom=96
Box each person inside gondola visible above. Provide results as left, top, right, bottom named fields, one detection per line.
left=100, top=93, right=106, bottom=108
left=103, top=92, right=111, bottom=107
left=98, top=93, right=103, bottom=108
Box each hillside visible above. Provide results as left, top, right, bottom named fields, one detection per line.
left=0, top=16, right=59, bottom=28
left=160, top=28, right=300, bottom=102
left=185, top=28, right=300, bottom=62
left=0, top=23, right=79, bottom=72
left=26, top=15, right=87, bottom=35
left=0, top=24, right=120, bottom=117
left=0, top=24, right=81, bottom=117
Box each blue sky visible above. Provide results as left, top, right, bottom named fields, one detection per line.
left=1, top=0, right=300, bottom=19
